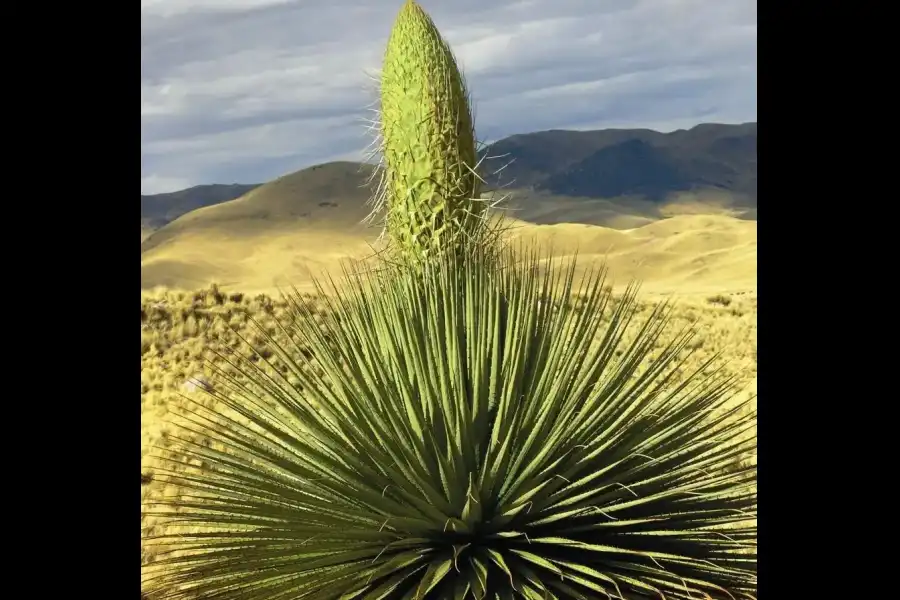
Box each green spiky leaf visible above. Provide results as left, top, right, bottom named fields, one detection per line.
left=142, top=246, right=756, bottom=599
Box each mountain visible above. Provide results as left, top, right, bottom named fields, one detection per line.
left=140, top=122, right=756, bottom=239
left=479, top=122, right=757, bottom=202
left=140, top=162, right=385, bottom=291
left=141, top=161, right=756, bottom=295
left=140, top=162, right=374, bottom=256
left=141, top=183, right=261, bottom=240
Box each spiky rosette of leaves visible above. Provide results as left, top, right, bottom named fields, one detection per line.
left=142, top=247, right=756, bottom=600
left=367, top=0, right=505, bottom=266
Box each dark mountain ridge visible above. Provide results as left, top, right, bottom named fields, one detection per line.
left=141, top=183, right=261, bottom=231
left=478, top=122, right=756, bottom=201
left=141, top=122, right=756, bottom=232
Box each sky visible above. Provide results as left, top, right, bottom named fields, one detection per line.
left=141, top=0, right=757, bottom=195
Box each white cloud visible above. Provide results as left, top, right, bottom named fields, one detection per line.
left=141, top=0, right=756, bottom=194
left=141, top=0, right=291, bottom=17
left=141, top=174, right=196, bottom=195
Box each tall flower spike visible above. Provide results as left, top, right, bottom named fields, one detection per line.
left=368, top=0, right=501, bottom=265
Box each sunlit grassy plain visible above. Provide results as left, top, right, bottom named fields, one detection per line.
left=140, top=283, right=757, bottom=570
left=140, top=177, right=757, bottom=585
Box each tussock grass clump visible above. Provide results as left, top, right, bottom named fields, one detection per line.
left=706, top=294, right=733, bottom=307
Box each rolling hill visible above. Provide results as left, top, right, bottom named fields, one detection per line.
left=140, top=162, right=380, bottom=292
left=141, top=183, right=261, bottom=241
left=140, top=122, right=757, bottom=239
left=140, top=122, right=758, bottom=582
left=141, top=162, right=756, bottom=296
left=478, top=122, right=756, bottom=202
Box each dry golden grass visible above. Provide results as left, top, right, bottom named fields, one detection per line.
left=141, top=162, right=756, bottom=295
left=505, top=214, right=756, bottom=296
left=140, top=171, right=757, bottom=584
left=140, top=281, right=757, bottom=571
left=142, top=213, right=755, bottom=297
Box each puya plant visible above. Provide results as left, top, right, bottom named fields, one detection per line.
left=365, top=0, right=507, bottom=266
left=141, top=1, right=756, bottom=598
left=141, top=246, right=757, bottom=599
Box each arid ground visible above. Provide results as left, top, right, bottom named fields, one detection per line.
left=140, top=171, right=757, bottom=573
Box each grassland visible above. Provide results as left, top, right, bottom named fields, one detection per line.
left=140, top=281, right=758, bottom=571
left=140, top=166, right=758, bottom=585
left=140, top=163, right=756, bottom=294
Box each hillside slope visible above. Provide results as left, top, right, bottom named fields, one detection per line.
left=479, top=122, right=757, bottom=204
left=141, top=165, right=756, bottom=296
left=141, top=183, right=261, bottom=239
left=140, top=122, right=757, bottom=239
left=141, top=162, right=380, bottom=291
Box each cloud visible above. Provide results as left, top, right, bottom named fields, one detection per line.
left=141, top=0, right=756, bottom=193
left=140, top=174, right=196, bottom=196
